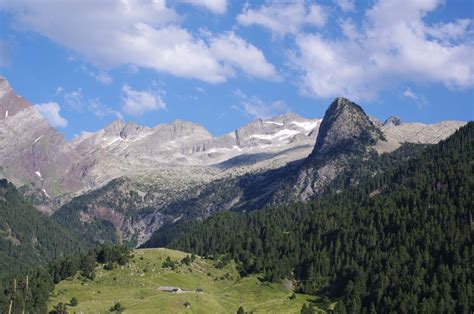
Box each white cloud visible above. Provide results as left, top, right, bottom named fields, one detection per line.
left=237, top=1, right=327, bottom=36
left=121, top=85, right=166, bottom=117
left=427, top=19, right=472, bottom=42
left=57, top=87, right=120, bottom=118
left=210, top=32, right=280, bottom=80
left=235, top=89, right=289, bottom=119
left=88, top=99, right=123, bottom=120
left=292, top=0, right=474, bottom=100
left=34, top=102, right=68, bottom=128
left=402, top=87, right=427, bottom=108
left=178, top=0, right=227, bottom=14
left=63, top=88, right=84, bottom=111
left=1, top=0, right=276, bottom=83
left=402, top=88, right=416, bottom=99
left=334, top=0, right=355, bottom=12
left=81, top=66, right=113, bottom=85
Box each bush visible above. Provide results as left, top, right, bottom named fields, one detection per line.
left=70, top=297, right=78, bottom=306
left=110, top=302, right=124, bottom=312
left=50, top=302, right=68, bottom=314
left=104, top=262, right=115, bottom=271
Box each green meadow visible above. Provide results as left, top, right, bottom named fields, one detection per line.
left=48, top=248, right=328, bottom=313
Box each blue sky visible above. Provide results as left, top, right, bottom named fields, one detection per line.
left=0, top=0, right=473, bottom=140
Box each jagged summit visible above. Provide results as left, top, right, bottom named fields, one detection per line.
left=0, top=76, right=30, bottom=120
left=309, top=97, right=383, bottom=159
left=383, top=116, right=403, bottom=127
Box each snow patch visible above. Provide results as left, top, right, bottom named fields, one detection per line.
left=291, top=120, right=321, bottom=131
left=42, top=189, right=51, bottom=198
left=102, top=136, right=122, bottom=146
left=4, top=110, right=8, bottom=118
left=34, top=135, right=43, bottom=144
left=250, top=129, right=301, bottom=141
left=172, top=214, right=183, bottom=223
left=264, top=121, right=284, bottom=126
left=35, top=171, right=42, bottom=178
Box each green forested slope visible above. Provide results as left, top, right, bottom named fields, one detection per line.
left=0, top=180, right=90, bottom=276
left=167, top=122, right=473, bottom=312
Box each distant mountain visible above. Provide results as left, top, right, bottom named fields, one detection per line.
left=69, top=112, right=321, bottom=188
left=53, top=97, right=461, bottom=246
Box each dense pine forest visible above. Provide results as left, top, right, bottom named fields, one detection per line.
left=0, top=180, right=90, bottom=276
left=165, top=122, right=473, bottom=312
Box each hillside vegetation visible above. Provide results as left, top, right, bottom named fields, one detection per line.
left=0, top=179, right=89, bottom=276
left=49, top=248, right=323, bottom=313
left=164, top=122, right=473, bottom=312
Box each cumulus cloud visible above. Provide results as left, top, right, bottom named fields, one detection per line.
left=402, top=88, right=427, bottom=108
left=121, top=85, right=166, bottom=117
left=57, top=87, right=120, bottom=119
left=88, top=99, right=123, bottom=120
left=178, top=0, right=227, bottom=14
left=1, top=0, right=276, bottom=83
left=210, top=32, right=280, bottom=80
left=292, top=0, right=474, bottom=100
left=34, top=102, right=68, bottom=128
left=334, top=0, right=355, bottom=12
left=235, top=89, right=289, bottom=119
left=237, top=1, right=327, bottom=36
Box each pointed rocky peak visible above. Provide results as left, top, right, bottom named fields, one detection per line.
left=309, top=97, right=383, bottom=159
left=104, top=119, right=126, bottom=136
left=151, top=119, right=213, bottom=142
left=167, top=119, right=211, bottom=135
left=369, top=115, right=383, bottom=128
left=0, top=76, right=12, bottom=98
left=0, top=77, right=30, bottom=120
left=268, top=112, right=304, bottom=124
left=383, top=116, right=402, bottom=127
left=120, top=122, right=145, bottom=139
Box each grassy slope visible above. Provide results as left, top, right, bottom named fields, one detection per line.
left=49, top=248, right=325, bottom=313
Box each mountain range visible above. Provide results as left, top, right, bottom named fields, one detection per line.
left=0, top=76, right=467, bottom=245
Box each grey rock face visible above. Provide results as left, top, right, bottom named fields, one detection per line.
left=0, top=78, right=30, bottom=120
left=383, top=116, right=402, bottom=127
left=383, top=120, right=466, bottom=144
left=309, top=97, right=383, bottom=159
left=0, top=77, right=84, bottom=208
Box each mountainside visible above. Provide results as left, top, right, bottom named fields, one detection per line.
left=0, top=78, right=84, bottom=210
left=163, top=122, right=474, bottom=313
left=53, top=96, right=467, bottom=246
left=0, top=77, right=467, bottom=246
left=0, top=179, right=88, bottom=276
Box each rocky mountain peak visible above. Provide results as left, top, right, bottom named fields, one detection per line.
left=120, top=122, right=145, bottom=139
left=309, top=97, right=383, bottom=159
left=0, top=77, right=30, bottom=120
left=104, top=119, right=126, bottom=136
left=0, top=76, right=12, bottom=97
left=383, top=116, right=403, bottom=127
